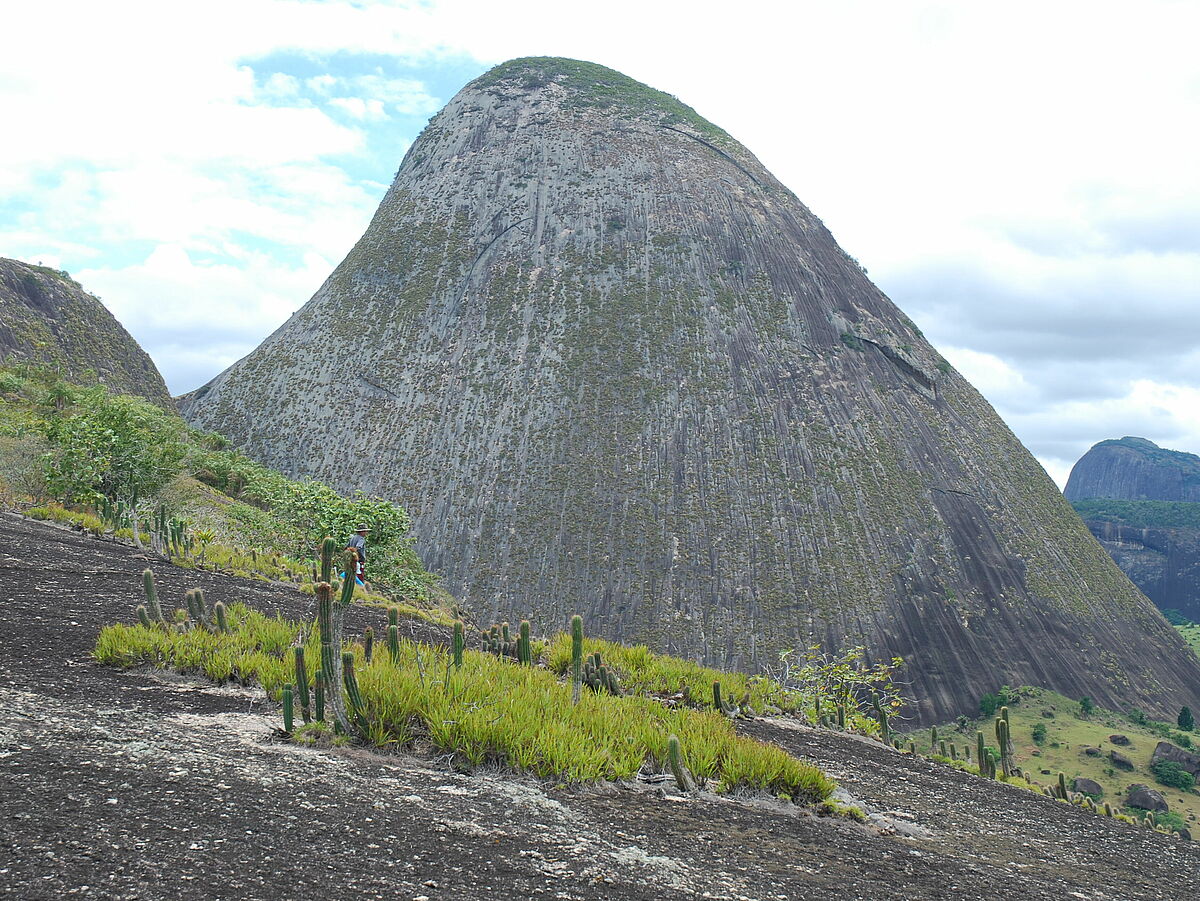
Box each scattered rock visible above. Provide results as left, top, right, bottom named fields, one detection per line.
left=1151, top=741, right=1200, bottom=778
left=1110, top=734, right=1131, bottom=746
left=1083, top=747, right=1101, bottom=757
left=1126, top=784, right=1169, bottom=812
left=1110, top=750, right=1135, bottom=770
left=1041, top=711, right=1055, bottom=718
left=1180, top=828, right=1193, bottom=841
left=1072, top=778, right=1103, bottom=797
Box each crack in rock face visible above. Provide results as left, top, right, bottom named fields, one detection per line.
left=179, top=56, right=1200, bottom=723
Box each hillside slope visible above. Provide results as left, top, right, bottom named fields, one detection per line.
left=0, top=257, right=170, bottom=406
left=1067, top=438, right=1200, bottom=620
left=2, top=514, right=1197, bottom=899
left=179, top=57, right=1200, bottom=723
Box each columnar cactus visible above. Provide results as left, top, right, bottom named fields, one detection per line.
left=282, top=684, right=294, bottom=734
left=314, top=668, right=325, bottom=722
left=931, top=726, right=938, bottom=752
left=388, top=624, right=400, bottom=663
left=294, top=647, right=311, bottom=723
left=213, top=602, right=230, bottom=634
left=518, top=620, right=531, bottom=665
left=667, top=734, right=696, bottom=794
left=320, top=536, right=336, bottom=584
left=364, top=627, right=374, bottom=664
left=939, top=740, right=948, bottom=758
left=316, top=577, right=351, bottom=735
left=142, top=569, right=165, bottom=624
left=453, top=620, right=465, bottom=668
left=571, top=614, right=583, bottom=705
left=976, top=731, right=986, bottom=773
left=136, top=605, right=152, bottom=628
left=341, top=651, right=369, bottom=734
left=1057, top=772, right=1067, bottom=800
left=1104, top=802, right=1112, bottom=817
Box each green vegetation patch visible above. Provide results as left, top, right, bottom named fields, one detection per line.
left=95, top=606, right=833, bottom=802
left=545, top=634, right=804, bottom=715
left=470, top=57, right=731, bottom=142
left=1072, top=498, right=1200, bottom=531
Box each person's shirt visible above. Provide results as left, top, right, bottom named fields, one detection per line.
left=347, top=533, right=367, bottom=561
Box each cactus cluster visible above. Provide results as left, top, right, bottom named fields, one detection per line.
left=578, top=650, right=622, bottom=695
left=136, top=568, right=233, bottom=635
left=480, top=619, right=538, bottom=667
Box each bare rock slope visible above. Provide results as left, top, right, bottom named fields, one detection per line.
left=0, top=257, right=170, bottom=405
left=180, top=57, right=1200, bottom=722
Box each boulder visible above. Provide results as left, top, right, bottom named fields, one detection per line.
left=1072, top=777, right=1103, bottom=797
left=1110, top=750, right=1135, bottom=770
left=1084, top=747, right=1101, bottom=757
left=1151, top=741, right=1200, bottom=778
left=1110, top=734, right=1131, bottom=746
left=1126, top=784, right=1169, bottom=812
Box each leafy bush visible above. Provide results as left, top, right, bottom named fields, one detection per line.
left=41, top=386, right=185, bottom=504
left=1150, top=758, right=1195, bottom=791
left=1031, top=723, right=1047, bottom=745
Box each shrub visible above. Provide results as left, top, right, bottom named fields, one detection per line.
left=1150, top=758, right=1195, bottom=791
left=1031, top=723, right=1047, bottom=745
left=1079, top=696, right=1095, bottom=717
left=1179, top=706, right=1195, bottom=732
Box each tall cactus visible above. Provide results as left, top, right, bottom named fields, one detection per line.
left=316, top=578, right=351, bottom=735
left=313, top=668, right=325, bottom=722
left=570, top=614, right=584, bottom=705
left=930, top=726, right=938, bottom=752
left=294, top=647, right=311, bottom=724
left=213, top=602, right=230, bottom=634
left=976, top=731, right=986, bottom=774
left=136, top=605, right=152, bottom=628
left=388, top=624, right=400, bottom=663
left=667, top=734, right=696, bottom=794
left=364, top=627, right=374, bottom=664
left=319, top=536, right=336, bottom=584
left=518, top=620, right=531, bottom=665
left=453, top=620, right=465, bottom=669
left=142, top=569, right=165, bottom=625
left=282, top=684, right=294, bottom=734
left=342, top=651, right=369, bottom=735
left=1057, top=772, right=1068, bottom=800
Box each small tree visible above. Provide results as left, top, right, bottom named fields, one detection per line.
left=1179, top=706, right=1195, bottom=732
left=1079, top=696, right=1095, bottom=717
left=1031, top=722, right=1047, bottom=745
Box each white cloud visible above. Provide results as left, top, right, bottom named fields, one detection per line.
left=1, top=0, right=1197, bottom=481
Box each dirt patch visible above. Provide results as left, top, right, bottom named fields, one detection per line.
left=2, top=513, right=1198, bottom=898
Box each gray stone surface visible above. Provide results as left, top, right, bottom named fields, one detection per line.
left=1126, top=784, right=1169, bottom=813
left=1151, top=741, right=1200, bottom=777
left=179, top=57, right=1200, bottom=724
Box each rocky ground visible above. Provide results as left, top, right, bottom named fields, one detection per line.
left=2, top=512, right=1198, bottom=899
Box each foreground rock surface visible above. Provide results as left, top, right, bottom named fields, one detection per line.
left=2, top=514, right=1198, bottom=899
left=180, top=57, right=1200, bottom=724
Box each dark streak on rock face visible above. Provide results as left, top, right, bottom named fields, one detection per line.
left=0, top=257, right=172, bottom=407
left=179, top=57, right=1200, bottom=723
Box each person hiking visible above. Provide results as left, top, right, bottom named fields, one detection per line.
left=345, top=525, right=370, bottom=588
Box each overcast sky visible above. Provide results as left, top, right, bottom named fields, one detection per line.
left=3, top=0, right=1198, bottom=486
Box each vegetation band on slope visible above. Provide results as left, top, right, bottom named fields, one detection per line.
left=94, top=603, right=834, bottom=802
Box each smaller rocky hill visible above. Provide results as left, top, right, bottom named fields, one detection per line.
left=1065, top=437, right=1200, bottom=503
left=0, top=257, right=170, bottom=406
left=1067, top=438, right=1200, bottom=620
